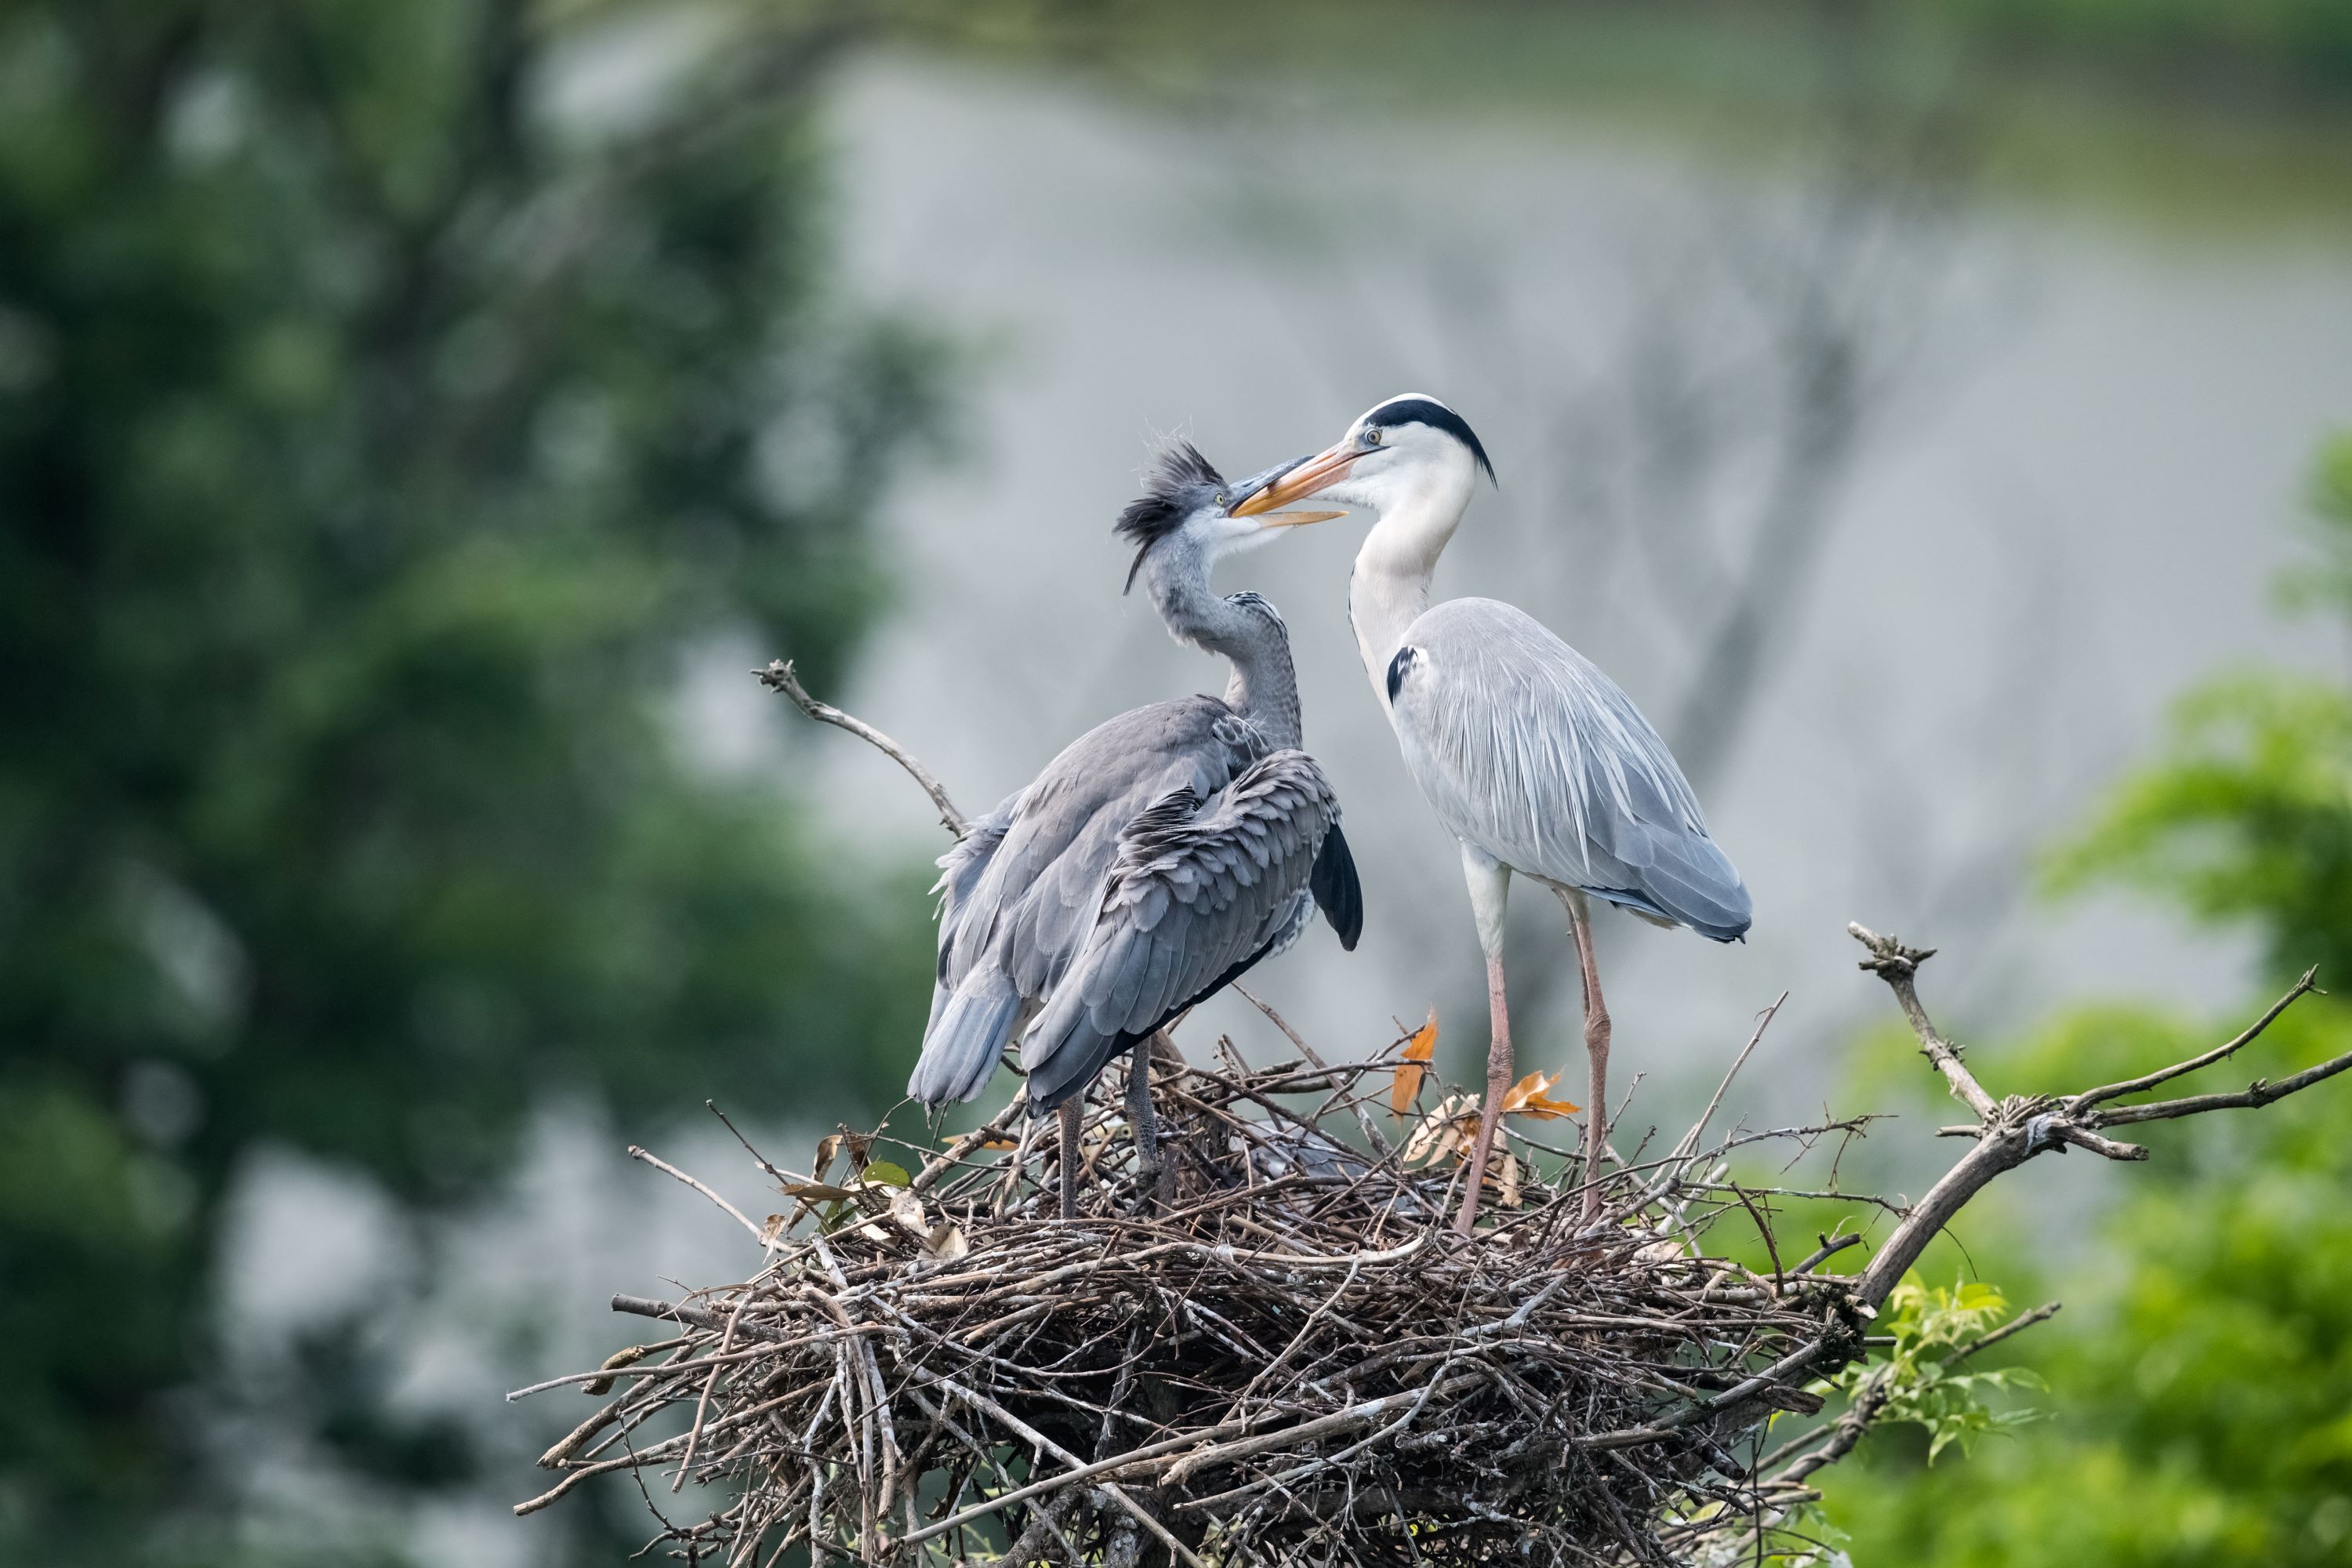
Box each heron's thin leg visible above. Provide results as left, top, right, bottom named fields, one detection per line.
left=1056, top=1098, right=1082, bottom=1222
left=1559, top=887, right=1613, bottom=1225
left=1127, top=1036, right=1163, bottom=1209
left=1453, top=844, right=1513, bottom=1236
left=1452, top=953, right=1515, bottom=1236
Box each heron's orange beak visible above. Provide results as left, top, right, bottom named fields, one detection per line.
left=1231, top=439, right=1362, bottom=518
left=1248, top=506, right=1346, bottom=531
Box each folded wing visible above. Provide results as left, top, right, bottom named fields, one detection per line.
left=1391, top=597, right=1751, bottom=942
left=909, top=698, right=1269, bottom=1106
left=1022, top=749, right=1345, bottom=1110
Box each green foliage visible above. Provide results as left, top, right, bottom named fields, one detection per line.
left=1920, top=0, right=2352, bottom=88
left=1822, top=434, right=2352, bottom=1562
left=2043, top=674, right=2352, bottom=987
left=1822, top=1276, right=2045, bottom=1465
left=1827, top=1007, right=2352, bottom=1564
left=0, top=2, right=945, bottom=1560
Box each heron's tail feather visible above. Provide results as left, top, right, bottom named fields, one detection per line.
left=1589, top=822, right=1753, bottom=942
left=1019, top=983, right=1127, bottom=1117
left=909, top=963, right=1020, bottom=1106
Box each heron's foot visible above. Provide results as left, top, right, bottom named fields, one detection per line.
left=1129, top=1143, right=1163, bottom=1215
left=1126, top=1038, right=1165, bottom=1214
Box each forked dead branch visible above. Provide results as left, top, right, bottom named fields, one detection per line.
left=501, top=664, right=2352, bottom=1563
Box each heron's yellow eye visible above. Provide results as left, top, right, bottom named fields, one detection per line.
left=1214, top=491, right=1229, bottom=507
left=1363, top=428, right=1383, bottom=446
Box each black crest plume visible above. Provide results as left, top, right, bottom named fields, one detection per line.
left=1365, top=397, right=1497, bottom=485
left=1116, top=441, right=1225, bottom=593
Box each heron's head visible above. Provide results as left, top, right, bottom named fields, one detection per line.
left=1232, top=394, right=1494, bottom=523
left=1114, top=441, right=1344, bottom=593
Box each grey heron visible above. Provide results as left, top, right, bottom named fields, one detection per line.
left=909, top=443, right=1362, bottom=1218
left=1237, top=394, right=1751, bottom=1233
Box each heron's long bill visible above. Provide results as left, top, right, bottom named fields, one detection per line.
left=1230, top=441, right=1362, bottom=517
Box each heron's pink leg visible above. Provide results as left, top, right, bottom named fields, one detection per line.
left=1565, top=891, right=1613, bottom=1225
left=1451, top=953, right=1514, bottom=1236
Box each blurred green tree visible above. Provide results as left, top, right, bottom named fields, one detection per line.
left=0, top=1, right=945, bottom=1559
left=1824, top=432, right=2352, bottom=1563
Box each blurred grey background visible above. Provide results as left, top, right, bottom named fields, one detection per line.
left=13, top=3, right=2352, bottom=1564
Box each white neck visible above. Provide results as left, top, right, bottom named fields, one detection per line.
left=1346, top=467, right=1472, bottom=710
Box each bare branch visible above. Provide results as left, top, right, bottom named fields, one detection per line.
left=1847, top=922, right=2326, bottom=1306
left=907, top=1087, right=1029, bottom=1195
left=1789, top=1232, right=1863, bottom=1278
left=931, top=1375, right=1207, bottom=1568
left=1676, top=992, right=1788, bottom=1163
left=757, top=658, right=967, bottom=837
left=627, top=1145, right=767, bottom=1246
left=1847, top=922, right=1994, bottom=1119
left=1234, top=984, right=1396, bottom=1158
left=1773, top=1369, right=1890, bottom=1487
left=1950, top=1301, right=2060, bottom=1365
left=2093, top=1044, right=2352, bottom=1127
left=2071, top=967, right=2321, bottom=1111
left=2054, top=1123, right=2147, bottom=1160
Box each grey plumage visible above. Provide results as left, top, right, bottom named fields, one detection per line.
left=1386, top=597, right=1750, bottom=942
left=1235, top=390, right=1749, bottom=1234
left=1024, top=744, right=1343, bottom=1109
left=908, top=446, right=1359, bottom=1118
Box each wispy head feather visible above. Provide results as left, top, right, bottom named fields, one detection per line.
left=1115, top=441, right=1225, bottom=592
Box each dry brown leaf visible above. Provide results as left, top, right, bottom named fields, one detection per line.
left=887, top=1189, right=928, bottom=1235
left=1402, top=1091, right=1479, bottom=1167
left=782, top=1181, right=860, bottom=1203
left=1501, top=1069, right=1581, bottom=1120
left=1494, top=1149, right=1522, bottom=1208
left=1390, top=1009, right=1439, bottom=1116
left=583, top=1342, right=652, bottom=1396
left=978, top=1136, right=1018, bottom=1151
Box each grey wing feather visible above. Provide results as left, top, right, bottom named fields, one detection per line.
left=908, top=697, right=1265, bottom=1108
left=931, top=792, right=1017, bottom=1000
left=1022, top=749, right=1342, bottom=1111
left=966, top=702, right=1259, bottom=1003
left=1389, top=598, right=1751, bottom=941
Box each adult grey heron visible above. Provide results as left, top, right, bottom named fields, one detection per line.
left=909, top=443, right=1362, bottom=1218
left=1237, top=394, right=1751, bottom=1233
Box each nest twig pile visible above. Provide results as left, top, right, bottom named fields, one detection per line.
left=515, top=1029, right=1875, bottom=1566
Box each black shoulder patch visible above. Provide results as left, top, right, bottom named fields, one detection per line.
left=1311, top=822, right=1364, bottom=951
left=1364, top=397, right=1497, bottom=484
left=1385, top=644, right=1417, bottom=704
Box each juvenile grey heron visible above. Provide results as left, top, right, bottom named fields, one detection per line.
left=910, top=444, right=1362, bottom=1218
left=1238, top=394, right=1751, bottom=1233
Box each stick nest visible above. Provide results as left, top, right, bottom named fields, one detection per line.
left=518, top=1046, right=1870, bottom=1566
